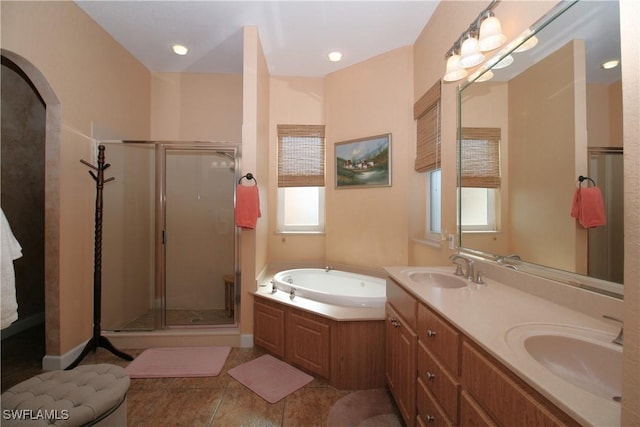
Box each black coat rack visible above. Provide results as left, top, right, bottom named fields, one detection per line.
left=67, top=145, right=133, bottom=369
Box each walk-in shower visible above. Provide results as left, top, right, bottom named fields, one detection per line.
left=100, top=141, right=239, bottom=331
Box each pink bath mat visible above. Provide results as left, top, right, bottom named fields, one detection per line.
left=125, top=346, right=231, bottom=378
left=228, top=354, right=314, bottom=403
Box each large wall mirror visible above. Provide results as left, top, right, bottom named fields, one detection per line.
left=457, top=0, right=623, bottom=298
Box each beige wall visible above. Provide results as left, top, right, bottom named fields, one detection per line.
left=411, top=0, right=556, bottom=267
left=508, top=41, right=587, bottom=274
left=1, top=1, right=151, bottom=354
left=620, top=0, right=640, bottom=423
left=241, top=26, right=270, bottom=336
left=324, top=47, right=413, bottom=268
left=587, top=80, right=623, bottom=147
left=150, top=73, right=242, bottom=141
left=268, top=77, right=326, bottom=262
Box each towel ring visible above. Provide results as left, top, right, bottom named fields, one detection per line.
left=578, top=175, right=596, bottom=187
left=238, top=173, right=257, bottom=186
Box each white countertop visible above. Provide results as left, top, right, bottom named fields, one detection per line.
left=384, top=266, right=621, bottom=427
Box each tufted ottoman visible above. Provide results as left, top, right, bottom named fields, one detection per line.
left=1, top=363, right=129, bottom=426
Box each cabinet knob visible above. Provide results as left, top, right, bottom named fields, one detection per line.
left=427, top=329, right=437, bottom=337
left=425, top=414, right=435, bottom=423
left=426, top=371, right=436, bottom=380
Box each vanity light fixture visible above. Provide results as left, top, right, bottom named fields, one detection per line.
left=478, top=12, right=507, bottom=52
left=444, top=51, right=469, bottom=82
left=443, top=0, right=504, bottom=81
left=459, top=33, right=485, bottom=68
left=492, top=54, right=513, bottom=69
left=471, top=69, right=494, bottom=83
left=172, top=44, right=189, bottom=56
left=601, top=59, right=619, bottom=70
left=328, top=51, right=343, bottom=62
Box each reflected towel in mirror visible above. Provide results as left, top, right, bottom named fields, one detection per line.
left=1, top=208, right=22, bottom=329
left=571, top=187, right=607, bottom=228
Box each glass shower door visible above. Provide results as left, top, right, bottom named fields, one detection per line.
left=163, top=146, right=237, bottom=326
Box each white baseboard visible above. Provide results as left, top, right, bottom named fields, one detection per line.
left=42, top=339, right=89, bottom=371
left=0, top=313, right=44, bottom=340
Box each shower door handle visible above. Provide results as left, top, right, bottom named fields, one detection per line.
left=162, top=230, right=166, bottom=244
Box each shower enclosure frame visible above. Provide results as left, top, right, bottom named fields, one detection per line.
left=108, top=140, right=242, bottom=331
left=155, top=141, right=241, bottom=330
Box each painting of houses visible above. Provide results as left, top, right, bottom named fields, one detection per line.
left=335, top=134, right=391, bottom=188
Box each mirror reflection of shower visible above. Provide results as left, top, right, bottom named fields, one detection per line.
left=100, top=142, right=239, bottom=331
left=588, top=147, right=624, bottom=284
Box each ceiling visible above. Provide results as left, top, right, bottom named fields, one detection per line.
left=75, top=1, right=440, bottom=77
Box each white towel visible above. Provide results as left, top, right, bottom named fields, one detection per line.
left=1, top=208, right=23, bottom=329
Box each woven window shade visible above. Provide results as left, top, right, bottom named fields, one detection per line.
left=460, top=127, right=501, bottom=188
left=414, top=80, right=441, bottom=173
left=277, top=124, right=325, bottom=187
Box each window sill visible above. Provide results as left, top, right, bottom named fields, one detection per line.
left=275, top=231, right=326, bottom=236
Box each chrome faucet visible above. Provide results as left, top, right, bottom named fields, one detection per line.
left=603, top=315, right=623, bottom=346
left=325, top=265, right=334, bottom=272
left=289, top=287, right=296, bottom=300
left=449, top=254, right=475, bottom=281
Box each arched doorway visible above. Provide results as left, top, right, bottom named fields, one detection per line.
left=1, top=49, right=61, bottom=362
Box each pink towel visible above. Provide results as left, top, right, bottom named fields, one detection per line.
left=571, top=187, right=606, bottom=228
left=235, top=185, right=261, bottom=229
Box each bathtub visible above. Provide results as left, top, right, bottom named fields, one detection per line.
left=271, top=268, right=386, bottom=308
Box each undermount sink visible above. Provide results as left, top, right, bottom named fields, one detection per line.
left=407, top=271, right=467, bottom=289
left=506, top=324, right=622, bottom=401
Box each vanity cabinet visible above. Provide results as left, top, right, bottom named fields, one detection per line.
left=386, top=303, right=417, bottom=425
left=385, top=278, right=580, bottom=427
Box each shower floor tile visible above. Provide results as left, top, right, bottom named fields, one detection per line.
left=119, top=309, right=233, bottom=330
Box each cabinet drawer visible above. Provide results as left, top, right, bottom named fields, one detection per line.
left=418, top=304, right=461, bottom=375
left=418, top=341, right=459, bottom=423
left=417, top=378, right=454, bottom=427
left=387, top=278, right=417, bottom=329
left=459, top=391, right=497, bottom=427
left=461, top=341, right=579, bottom=427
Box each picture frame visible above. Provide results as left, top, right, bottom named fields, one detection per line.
left=335, top=133, right=391, bottom=188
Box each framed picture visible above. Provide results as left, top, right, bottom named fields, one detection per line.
left=335, top=133, right=391, bottom=188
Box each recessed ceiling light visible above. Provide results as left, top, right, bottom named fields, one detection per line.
left=601, top=59, right=619, bottom=70
left=172, top=44, right=189, bottom=56
left=327, top=51, right=343, bottom=62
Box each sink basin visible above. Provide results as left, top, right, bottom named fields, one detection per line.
left=407, top=272, right=467, bottom=289
left=506, top=324, right=622, bottom=401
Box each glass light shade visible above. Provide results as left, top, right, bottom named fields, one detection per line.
left=172, top=44, right=189, bottom=55
left=443, top=54, right=469, bottom=82
left=492, top=54, right=513, bottom=70
left=473, top=70, right=494, bottom=82
left=459, top=36, right=485, bottom=68
left=514, top=35, right=538, bottom=53
left=478, top=16, right=506, bottom=52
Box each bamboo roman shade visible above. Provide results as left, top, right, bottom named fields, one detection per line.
left=277, top=124, right=325, bottom=187
left=460, top=127, right=501, bottom=188
left=414, top=80, right=442, bottom=173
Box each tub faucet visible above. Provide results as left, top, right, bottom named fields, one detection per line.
left=325, top=265, right=334, bottom=272
left=449, top=254, right=474, bottom=281
left=270, top=281, right=278, bottom=294
left=289, top=287, right=296, bottom=300
left=603, top=315, right=623, bottom=346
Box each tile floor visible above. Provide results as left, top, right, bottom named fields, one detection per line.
left=1, top=325, right=402, bottom=426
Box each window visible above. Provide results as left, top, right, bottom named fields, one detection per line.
left=277, top=124, right=325, bottom=233
left=459, top=127, right=501, bottom=232
left=414, top=80, right=442, bottom=237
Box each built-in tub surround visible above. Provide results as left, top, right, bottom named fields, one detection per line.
left=254, top=267, right=387, bottom=389
left=385, top=264, right=623, bottom=427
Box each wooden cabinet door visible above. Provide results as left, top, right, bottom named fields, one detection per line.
left=254, top=298, right=286, bottom=358
left=386, top=303, right=417, bottom=427
left=286, top=310, right=330, bottom=378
